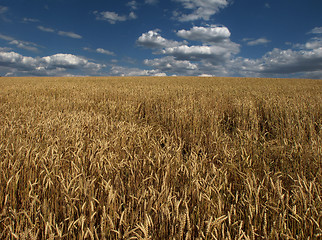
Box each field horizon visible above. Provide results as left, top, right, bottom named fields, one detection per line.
left=0, top=76, right=321, bottom=239
left=2, top=75, right=321, bottom=80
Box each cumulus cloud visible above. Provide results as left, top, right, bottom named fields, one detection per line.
left=162, top=43, right=239, bottom=64
left=137, top=26, right=322, bottom=78
left=58, top=31, right=82, bottom=39
left=137, top=26, right=240, bottom=75
left=137, top=30, right=182, bottom=49
left=38, top=26, right=55, bottom=33
left=42, top=54, right=88, bottom=69
left=110, top=65, right=166, bottom=76
left=137, top=26, right=321, bottom=78
left=0, top=51, right=105, bottom=76
left=162, top=45, right=223, bottom=60
left=144, top=56, right=197, bottom=74
left=94, top=11, right=127, bottom=24
left=173, top=0, right=229, bottom=21
left=305, top=39, right=322, bottom=50
left=154, top=57, right=231, bottom=77
left=228, top=45, right=322, bottom=79
left=258, top=48, right=322, bottom=74
left=244, top=37, right=271, bottom=46
left=0, top=51, right=37, bottom=70
left=177, top=25, right=231, bottom=43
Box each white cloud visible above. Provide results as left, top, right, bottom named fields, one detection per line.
left=137, top=26, right=240, bottom=75
left=309, top=27, right=322, bottom=35
left=173, top=0, right=229, bottom=21
left=0, top=33, right=40, bottom=52
left=162, top=43, right=239, bottom=64
left=129, top=11, right=137, bottom=19
left=162, top=45, right=222, bottom=59
left=83, top=47, right=116, bottom=56
left=110, top=65, right=166, bottom=76
left=94, top=11, right=127, bottom=24
left=259, top=48, right=322, bottom=75
left=42, top=54, right=88, bottom=69
left=137, top=30, right=182, bottom=49
left=144, top=56, right=197, bottom=74
left=0, top=47, right=11, bottom=51
left=94, top=6, right=139, bottom=24
left=245, top=37, right=271, bottom=46
left=143, top=55, right=231, bottom=76
left=126, top=1, right=138, bottom=19
left=37, top=26, right=82, bottom=39
left=127, top=1, right=138, bottom=10
left=9, top=40, right=39, bottom=52
left=0, top=51, right=39, bottom=73
left=137, top=26, right=322, bottom=78
left=0, top=51, right=105, bottom=76
left=265, top=3, right=270, bottom=8
left=177, top=25, right=231, bottom=43
left=228, top=46, right=322, bottom=79
left=38, top=26, right=55, bottom=33
left=0, top=33, right=14, bottom=41
left=305, top=39, right=322, bottom=50
left=58, top=31, right=82, bottom=39
left=199, top=74, right=215, bottom=77
left=292, top=28, right=322, bottom=50
left=0, top=51, right=33, bottom=65
left=96, top=48, right=115, bottom=56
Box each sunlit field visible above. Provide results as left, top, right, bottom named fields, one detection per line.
left=0, top=76, right=321, bottom=239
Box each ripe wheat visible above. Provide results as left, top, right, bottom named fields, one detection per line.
left=0, top=76, right=321, bottom=239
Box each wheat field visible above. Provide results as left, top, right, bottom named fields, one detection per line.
left=0, top=76, right=321, bottom=239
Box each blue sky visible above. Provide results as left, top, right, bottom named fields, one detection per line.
left=0, top=0, right=322, bottom=78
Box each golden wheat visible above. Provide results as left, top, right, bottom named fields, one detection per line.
left=0, top=76, right=321, bottom=239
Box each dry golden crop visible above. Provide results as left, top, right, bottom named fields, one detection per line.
left=0, top=76, right=321, bottom=239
